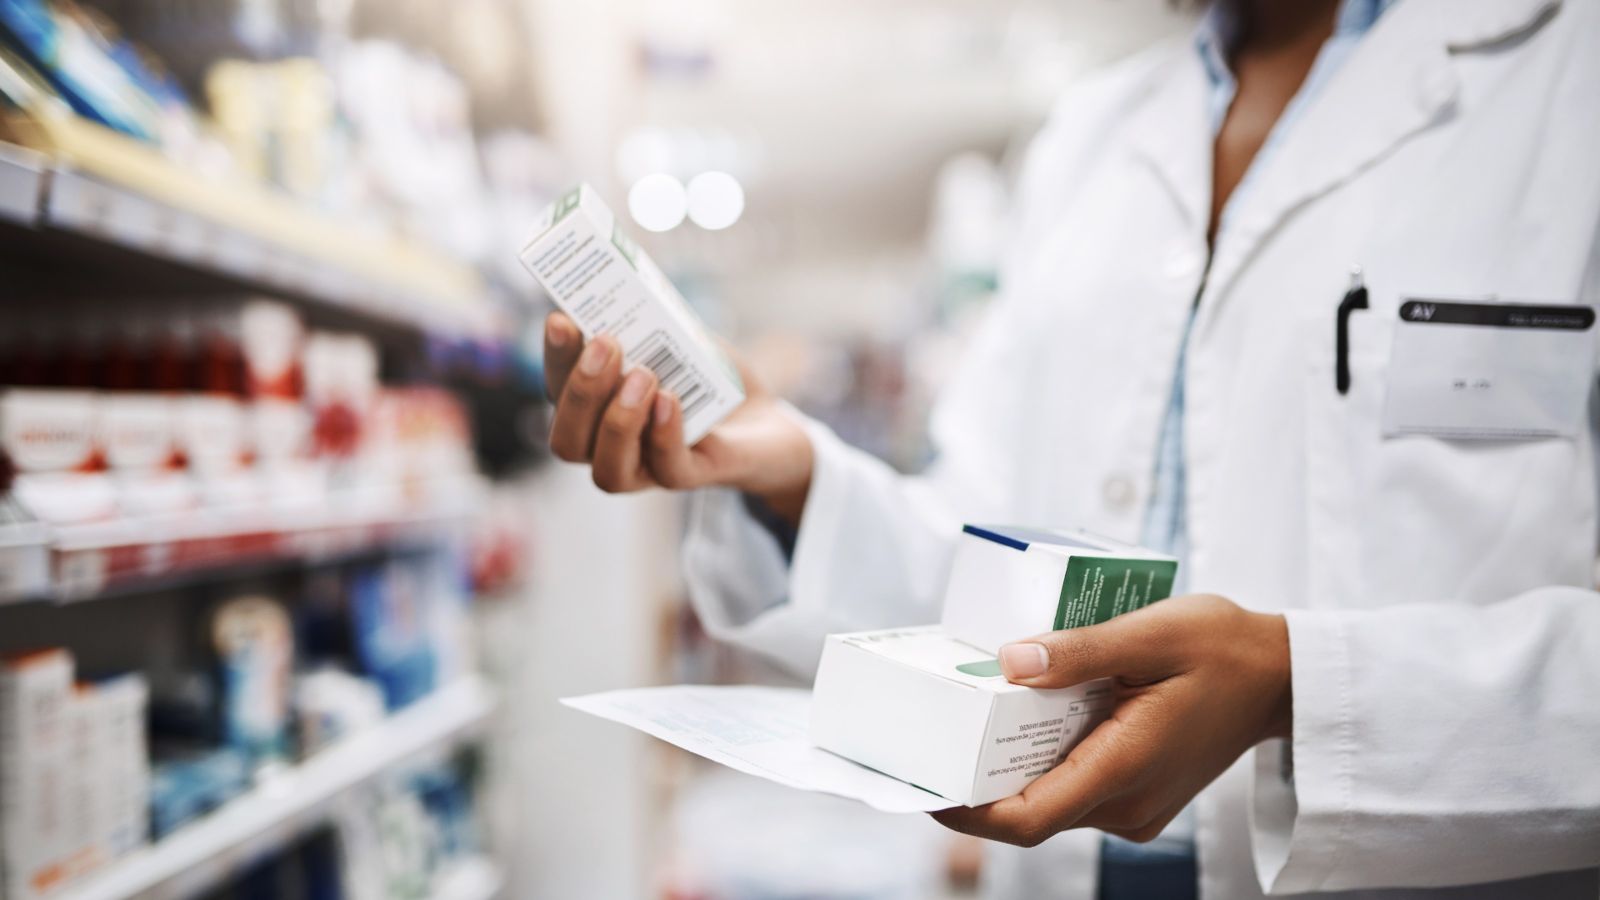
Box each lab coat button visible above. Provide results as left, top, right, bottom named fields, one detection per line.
left=1417, top=63, right=1459, bottom=112
left=1101, top=475, right=1137, bottom=511
left=1161, top=246, right=1202, bottom=281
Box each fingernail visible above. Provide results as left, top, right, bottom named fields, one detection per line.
left=579, top=339, right=613, bottom=376
left=654, top=393, right=674, bottom=426
left=547, top=318, right=571, bottom=348
left=619, top=370, right=652, bottom=409
left=999, top=643, right=1048, bottom=679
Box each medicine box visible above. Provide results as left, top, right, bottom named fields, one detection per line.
left=810, top=627, right=1113, bottom=807
left=941, top=525, right=1179, bottom=654
left=519, top=184, right=745, bottom=444
left=1, top=649, right=75, bottom=900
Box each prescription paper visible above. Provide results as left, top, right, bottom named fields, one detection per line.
left=561, top=685, right=958, bottom=814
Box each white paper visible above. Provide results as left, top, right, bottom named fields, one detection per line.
left=561, top=685, right=958, bottom=814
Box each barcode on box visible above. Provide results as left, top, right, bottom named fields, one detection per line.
left=634, top=332, right=716, bottom=421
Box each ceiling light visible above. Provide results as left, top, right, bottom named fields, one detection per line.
left=686, top=171, right=745, bottom=231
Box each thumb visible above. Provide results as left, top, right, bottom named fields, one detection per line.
left=997, top=612, right=1180, bottom=689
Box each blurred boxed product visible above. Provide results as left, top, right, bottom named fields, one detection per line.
left=519, top=184, right=744, bottom=444
left=0, top=650, right=150, bottom=900
left=810, top=627, right=1112, bottom=807
left=0, top=296, right=478, bottom=531
left=211, top=594, right=295, bottom=763
left=942, top=525, right=1179, bottom=654
left=0, top=389, right=117, bottom=523
left=0, top=297, right=314, bottom=522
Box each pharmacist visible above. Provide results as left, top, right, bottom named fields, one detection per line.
left=542, top=0, right=1600, bottom=897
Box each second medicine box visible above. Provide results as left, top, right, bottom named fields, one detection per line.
left=941, top=525, right=1179, bottom=654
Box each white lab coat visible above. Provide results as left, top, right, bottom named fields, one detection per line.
left=682, top=0, right=1600, bottom=896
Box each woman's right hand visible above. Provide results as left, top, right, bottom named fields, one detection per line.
left=543, top=312, right=815, bottom=526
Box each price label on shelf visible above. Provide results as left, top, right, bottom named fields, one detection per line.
left=0, top=541, right=47, bottom=601
left=0, top=148, right=44, bottom=225
left=55, top=547, right=108, bottom=601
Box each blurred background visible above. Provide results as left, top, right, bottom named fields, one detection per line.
left=0, top=1, right=1189, bottom=897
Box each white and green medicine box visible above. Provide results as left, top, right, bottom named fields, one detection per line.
left=941, top=525, right=1179, bottom=654
left=810, top=627, right=1113, bottom=807
left=519, top=183, right=744, bottom=444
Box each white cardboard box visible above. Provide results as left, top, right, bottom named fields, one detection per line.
left=90, top=674, right=150, bottom=860
left=0, top=649, right=75, bottom=900
left=810, top=627, right=1113, bottom=807
left=942, top=525, right=1179, bottom=654
left=519, top=184, right=744, bottom=444
left=0, top=390, right=98, bottom=473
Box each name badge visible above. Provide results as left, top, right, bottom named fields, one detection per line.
left=1382, top=299, right=1597, bottom=440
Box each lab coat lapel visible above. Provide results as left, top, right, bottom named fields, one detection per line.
left=1123, top=48, right=1214, bottom=237
left=1196, top=0, right=1562, bottom=323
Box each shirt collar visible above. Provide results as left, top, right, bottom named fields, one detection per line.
left=1194, top=3, right=1241, bottom=93
left=1334, top=0, right=1399, bottom=37
left=1195, top=0, right=1401, bottom=91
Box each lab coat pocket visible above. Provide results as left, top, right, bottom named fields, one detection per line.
left=1303, top=294, right=1597, bottom=612
left=1380, top=300, right=1597, bottom=441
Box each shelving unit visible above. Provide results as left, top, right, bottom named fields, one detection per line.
left=0, top=10, right=543, bottom=898
left=1, top=111, right=498, bottom=340
left=56, top=677, right=498, bottom=900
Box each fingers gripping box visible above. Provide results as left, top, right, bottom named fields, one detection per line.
left=810, top=627, right=1114, bottom=807
left=942, top=526, right=1179, bottom=654
left=519, top=184, right=744, bottom=444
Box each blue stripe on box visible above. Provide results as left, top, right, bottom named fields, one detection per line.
left=962, top=524, right=1031, bottom=550
left=963, top=524, right=1106, bottom=552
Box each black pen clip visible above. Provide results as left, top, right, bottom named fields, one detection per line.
left=1335, top=267, right=1369, bottom=396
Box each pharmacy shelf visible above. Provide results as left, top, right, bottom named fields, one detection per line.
left=0, top=141, right=47, bottom=225
left=43, top=480, right=483, bottom=603
left=58, top=676, right=499, bottom=900
left=432, top=856, right=506, bottom=900
left=1, top=111, right=496, bottom=339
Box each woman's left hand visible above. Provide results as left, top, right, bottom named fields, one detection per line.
left=933, top=594, right=1293, bottom=847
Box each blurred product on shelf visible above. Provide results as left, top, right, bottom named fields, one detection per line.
left=1, top=649, right=151, bottom=900
left=129, top=677, right=495, bottom=898
left=205, top=57, right=341, bottom=207
left=466, top=493, right=531, bottom=600
left=0, top=0, right=199, bottom=149
left=211, top=593, right=294, bottom=763
left=143, top=755, right=493, bottom=898
left=0, top=297, right=486, bottom=599
left=332, top=40, right=494, bottom=264
left=196, top=40, right=503, bottom=265
left=293, top=667, right=385, bottom=757
left=147, top=746, right=250, bottom=841
left=336, top=764, right=486, bottom=900
left=131, top=547, right=481, bottom=845
left=212, top=761, right=490, bottom=900
left=351, top=551, right=475, bottom=712
left=0, top=0, right=516, bottom=267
